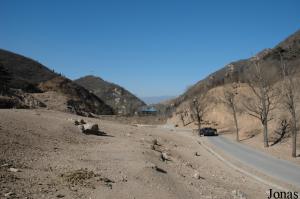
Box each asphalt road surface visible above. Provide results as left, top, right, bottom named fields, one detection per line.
left=207, top=136, right=300, bottom=188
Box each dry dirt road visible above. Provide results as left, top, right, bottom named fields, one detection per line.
left=0, top=109, right=273, bottom=199
left=207, top=136, right=300, bottom=188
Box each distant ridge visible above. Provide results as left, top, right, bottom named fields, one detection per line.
left=141, top=96, right=175, bottom=105
left=75, top=75, right=146, bottom=115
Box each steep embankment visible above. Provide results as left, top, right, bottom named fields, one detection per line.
left=75, top=75, right=146, bottom=115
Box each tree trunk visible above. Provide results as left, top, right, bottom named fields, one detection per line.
left=180, top=114, right=185, bottom=126
left=263, top=121, right=269, bottom=147
left=233, top=109, right=239, bottom=142
left=196, top=114, right=201, bottom=130
left=261, top=87, right=269, bottom=148
left=292, top=109, right=297, bottom=158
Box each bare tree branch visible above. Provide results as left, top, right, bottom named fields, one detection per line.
left=244, top=57, right=277, bottom=147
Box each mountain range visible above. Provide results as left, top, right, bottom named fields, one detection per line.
left=0, top=49, right=145, bottom=116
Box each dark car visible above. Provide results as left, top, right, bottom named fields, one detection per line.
left=199, top=127, right=218, bottom=136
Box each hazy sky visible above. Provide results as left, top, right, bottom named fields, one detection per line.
left=1, top=0, right=300, bottom=97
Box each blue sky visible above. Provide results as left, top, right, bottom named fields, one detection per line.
left=1, top=0, right=300, bottom=97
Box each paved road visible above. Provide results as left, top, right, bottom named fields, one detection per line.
left=207, top=136, right=300, bottom=188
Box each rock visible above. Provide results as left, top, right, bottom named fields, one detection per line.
left=161, top=152, right=171, bottom=162
left=193, top=172, right=201, bottom=179
left=153, top=166, right=167, bottom=174
left=74, top=119, right=86, bottom=126
left=194, top=152, right=201, bottom=156
left=145, top=162, right=156, bottom=169
left=193, top=172, right=204, bottom=180
left=152, top=139, right=159, bottom=146
left=56, top=194, right=65, bottom=198
left=232, top=190, right=247, bottom=199
left=8, top=168, right=20, bottom=172
left=0, top=163, right=11, bottom=168
left=185, top=162, right=194, bottom=168
left=81, top=123, right=99, bottom=134
left=4, top=192, right=14, bottom=197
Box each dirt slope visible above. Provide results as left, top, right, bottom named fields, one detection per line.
left=0, top=109, right=269, bottom=199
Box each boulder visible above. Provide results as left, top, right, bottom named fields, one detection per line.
left=8, top=168, right=20, bottom=172
left=193, top=172, right=201, bottom=179
left=161, top=152, right=171, bottom=162
left=81, top=123, right=99, bottom=134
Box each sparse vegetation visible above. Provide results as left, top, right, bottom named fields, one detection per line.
left=222, top=83, right=239, bottom=141
left=190, top=94, right=207, bottom=130
left=280, top=54, right=298, bottom=157
left=243, top=57, right=277, bottom=147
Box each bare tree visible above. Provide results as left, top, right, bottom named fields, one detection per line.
left=280, top=54, right=298, bottom=157
left=191, top=94, right=207, bottom=130
left=223, top=83, right=239, bottom=141
left=244, top=57, right=276, bottom=147
left=179, top=111, right=186, bottom=126
left=271, top=119, right=289, bottom=146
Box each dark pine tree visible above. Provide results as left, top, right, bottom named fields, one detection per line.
left=0, top=63, right=12, bottom=95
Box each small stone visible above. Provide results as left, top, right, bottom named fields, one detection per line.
left=194, top=152, right=201, bottom=156
left=152, top=139, right=159, bottom=146
left=193, top=172, right=204, bottom=180
left=56, top=194, right=65, bottom=198
left=232, top=190, right=247, bottom=199
left=4, top=192, right=14, bottom=197
left=193, top=172, right=200, bottom=179
left=8, top=168, right=20, bottom=172
left=0, top=163, right=10, bottom=168
left=145, top=162, right=156, bottom=169
left=161, top=152, right=170, bottom=162
left=185, top=162, right=193, bottom=168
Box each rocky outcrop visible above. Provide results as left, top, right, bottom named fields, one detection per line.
left=0, top=89, right=46, bottom=109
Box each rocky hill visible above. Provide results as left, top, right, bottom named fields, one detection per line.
left=171, top=29, right=300, bottom=108
left=75, top=75, right=146, bottom=115
left=0, top=49, right=113, bottom=116
left=166, top=29, right=300, bottom=145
